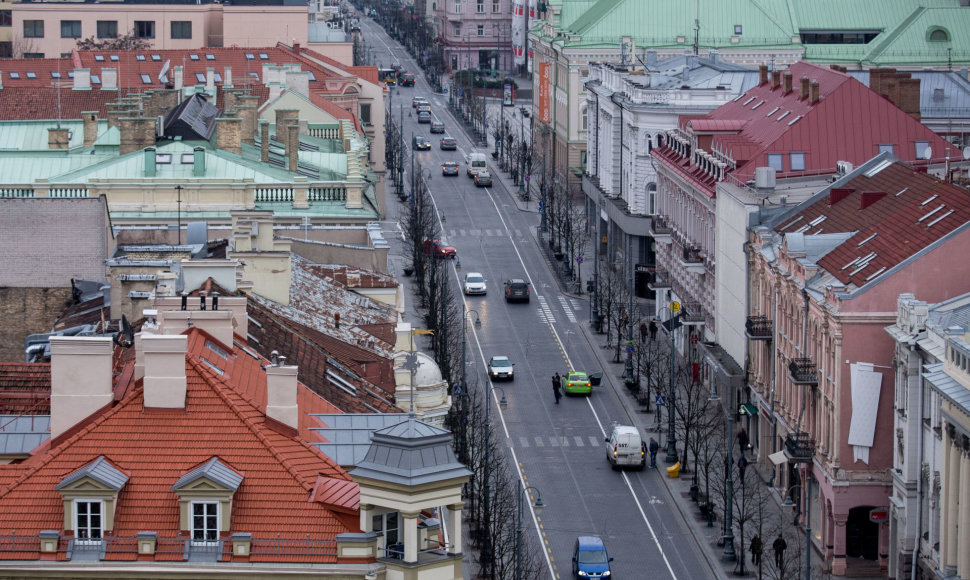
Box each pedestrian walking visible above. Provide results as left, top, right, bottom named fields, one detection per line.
left=649, top=319, right=658, bottom=340
left=639, top=321, right=648, bottom=343
left=552, top=372, right=562, bottom=404
left=737, top=426, right=750, bottom=451
left=772, top=533, right=787, bottom=569
left=750, top=534, right=762, bottom=566
left=648, top=437, right=659, bottom=468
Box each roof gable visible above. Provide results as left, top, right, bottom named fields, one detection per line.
left=55, top=455, right=129, bottom=491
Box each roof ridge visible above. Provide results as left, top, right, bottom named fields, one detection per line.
left=863, top=6, right=927, bottom=64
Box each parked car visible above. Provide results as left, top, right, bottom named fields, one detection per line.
left=474, top=170, right=493, bottom=187
left=423, top=239, right=456, bottom=258
left=413, top=135, right=431, bottom=150
left=412, top=97, right=428, bottom=108
left=561, top=371, right=591, bottom=396
left=463, top=272, right=486, bottom=295
left=488, top=356, right=514, bottom=381
left=430, top=120, right=445, bottom=133
left=440, top=137, right=458, bottom=150
left=572, top=536, right=612, bottom=580
left=605, top=424, right=646, bottom=470
left=400, top=72, right=415, bottom=86
left=504, top=279, right=530, bottom=302
left=417, top=110, right=431, bottom=123
left=441, top=161, right=459, bottom=176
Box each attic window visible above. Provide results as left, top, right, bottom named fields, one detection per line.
left=751, top=100, right=765, bottom=110
left=245, top=53, right=255, bottom=60
left=51, top=71, right=61, bottom=79
left=201, top=356, right=224, bottom=375
left=928, top=27, right=950, bottom=42
left=140, top=73, right=152, bottom=84
left=249, top=72, right=259, bottom=80
left=8, top=72, right=19, bottom=79
left=181, top=153, right=195, bottom=164
left=734, top=25, right=743, bottom=35
left=95, top=55, right=105, bottom=62
left=110, top=54, right=119, bottom=62
left=190, top=53, right=200, bottom=61
left=307, top=71, right=316, bottom=81
left=26, top=72, right=36, bottom=79
left=91, top=75, right=100, bottom=84
left=258, top=52, right=269, bottom=60
left=156, top=154, right=172, bottom=164
left=136, top=54, right=146, bottom=61
left=205, top=53, right=215, bottom=60
left=67, top=71, right=74, bottom=78
left=742, top=97, right=756, bottom=106
left=205, top=340, right=229, bottom=360
left=195, top=72, right=206, bottom=83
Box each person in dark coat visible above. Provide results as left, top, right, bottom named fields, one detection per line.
left=640, top=321, right=648, bottom=343
left=552, top=372, right=562, bottom=404
left=772, top=533, right=787, bottom=569
left=648, top=437, right=659, bottom=467
left=750, top=534, right=763, bottom=566
left=649, top=319, right=658, bottom=340
left=737, top=426, right=750, bottom=451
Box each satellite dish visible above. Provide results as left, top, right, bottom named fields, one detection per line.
left=158, top=59, right=171, bottom=83
left=922, top=146, right=933, bottom=160
left=963, top=146, right=970, bottom=160
left=113, top=314, right=134, bottom=349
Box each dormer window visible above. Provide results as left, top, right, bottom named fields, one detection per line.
left=55, top=456, right=129, bottom=543
left=75, top=500, right=104, bottom=544
left=171, top=457, right=243, bottom=544
left=191, top=502, right=220, bottom=544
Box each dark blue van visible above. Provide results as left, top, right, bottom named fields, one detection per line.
left=573, top=535, right=612, bottom=579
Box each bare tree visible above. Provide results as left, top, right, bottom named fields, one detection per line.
left=675, top=365, right=717, bottom=474
left=76, top=29, right=152, bottom=51
left=11, top=34, right=38, bottom=58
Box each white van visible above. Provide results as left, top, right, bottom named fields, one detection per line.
left=605, top=424, right=645, bottom=470
left=467, top=152, right=487, bottom=177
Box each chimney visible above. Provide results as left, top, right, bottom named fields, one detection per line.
left=144, top=146, right=157, bottom=176
left=223, top=66, right=233, bottom=88
left=141, top=334, right=188, bottom=409
left=646, top=49, right=658, bottom=68
left=771, top=70, right=781, bottom=90
left=284, top=71, right=310, bottom=96
left=174, top=65, right=184, bottom=92
left=809, top=79, right=820, bottom=104
left=101, top=67, right=117, bottom=91
left=287, top=120, right=300, bottom=173
left=799, top=75, right=810, bottom=100
left=268, top=82, right=283, bottom=100
left=0, top=71, right=3, bottom=90
left=193, top=146, right=206, bottom=176
left=260, top=120, right=270, bottom=162
left=265, top=362, right=299, bottom=430
left=759, top=64, right=768, bottom=86
left=899, top=77, right=922, bottom=121
left=206, top=67, right=215, bottom=91
left=49, top=336, right=114, bottom=440
left=293, top=40, right=301, bottom=53
left=82, top=111, right=98, bottom=147
left=119, top=117, right=157, bottom=155
left=216, top=116, right=242, bottom=155
left=48, top=127, right=70, bottom=150
left=275, top=108, right=299, bottom=140
left=73, top=68, right=91, bottom=90
left=860, top=191, right=887, bottom=210
left=708, top=49, right=718, bottom=64
left=782, top=70, right=793, bottom=94
left=238, top=100, right=258, bottom=145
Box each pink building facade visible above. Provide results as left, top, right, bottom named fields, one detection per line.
left=747, top=155, right=970, bottom=576
left=435, top=0, right=512, bottom=73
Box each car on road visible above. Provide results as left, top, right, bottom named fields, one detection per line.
left=561, top=371, right=591, bottom=396
left=572, top=536, right=612, bottom=580
left=417, top=110, right=431, bottom=123
left=474, top=170, right=493, bottom=187
left=488, top=356, right=514, bottom=381
left=416, top=104, right=431, bottom=114
left=467, top=152, right=487, bottom=177
left=503, top=279, right=530, bottom=302
left=463, top=272, right=486, bottom=295
left=413, top=135, right=431, bottom=150
left=400, top=72, right=415, bottom=86
left=605, top=424, right=646, bottom=470
left=440, top=137, right=458, bottom=150
left=423, top=239, right=456, bottom=258
left=441, top=161, right=459, bottom=176
left=412, top=96, right=429, bottom=108
left=430, top=120, right=445, bottom=133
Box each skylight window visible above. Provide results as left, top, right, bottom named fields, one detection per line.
left=8, top=72, right=19, bottom=79
left=26, top=72, right=36, bottom=79
left=156, top=154, right=172, bottom=164
left=751, top=100, right=765, bottom=110
left=920, top=194, right=938, bottom=206
left=766, top=106, right=780, bottom=117
left=787, top=115, right=802, bottom=126
left=94, top=55, right=105, bottom=62
left=258, top=52, right=269, bottom=60
left=742, top=97, right=755, bottom=106
left=245, top=53, right=255, bottom=60
left=205, top=53, right=215, bottom=60
left=136, top=54, right=146, bottom=61
left=205, top=340, right=229, bottom=360
left=307, top=71, right=316, bottom=81
left=776, top=111, right=790, bottom=121
left=91, top=75, right=100, bottom=84
left=67, top=71, right=75, bottom=78
left=190, top=53, right=200, bottom=61
left=863, top=158, right=892, bottom=177
left=195, top=72, right=206, bottom=83
left=918, top=205, right=945, bottom=223
left=151, top=54, right=161, bottom=61
left=109, top=54, right=119, bottom=62
left=213, top=72, right=222, bottom=83
left=140, top=73, right=152, bottom=84
left=856, top=233, right=877, bottom=247
left=201, top=356, right=224, bottom=375
left=51, top=71, right=61, bottom=79
left=181, top=153, right=195, bottom=164
left=249, top=72, right=259, bottom=80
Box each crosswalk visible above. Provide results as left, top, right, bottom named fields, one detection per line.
left=558, top=296, right=577, bottom=323
left=438, top=228, right=526, bottom=239
left=536, top=295, right=556, bottom=324
left=518, top=435, right=603, bottom=448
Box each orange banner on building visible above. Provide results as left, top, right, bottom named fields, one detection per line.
left=538, top=62, right=551, bottom=124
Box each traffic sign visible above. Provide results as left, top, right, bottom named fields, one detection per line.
left=626, top=345, right=634, bottom=355
left=655, top=395, right=666, bottom=407
left=671, top=301, right=681, bottom=312
left=525, top=176, right=530, bottom=182
left=576, top=256, right=583, bottom=264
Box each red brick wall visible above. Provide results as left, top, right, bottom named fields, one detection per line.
left=0, top=287, right=73, bottom=362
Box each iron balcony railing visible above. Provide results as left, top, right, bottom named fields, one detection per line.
left=784, top=432, right=816, bottom=463
left=745, top=315, right=773, bottom=340
left=788, top=357, right=819, bottom=385
left=682, top=245, right=703, bottom=263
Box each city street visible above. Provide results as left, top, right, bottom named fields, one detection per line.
left=358, top=13, right=715, bottom=580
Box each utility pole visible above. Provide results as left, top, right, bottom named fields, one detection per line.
left=518, top=111, right=525, bottom=194
left=174, top=185, right=183, bottom=245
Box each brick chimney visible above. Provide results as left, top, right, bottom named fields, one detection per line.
left=82, top=111, right=98, bottom=147
left=782, top=70, right=793, bottom=95
left=275, top=108, right=299, bottom=140
left=899, top=77, right=922, bottom=121
left=286, top=120, right=300, bottom=173
left=105, top=103, right=133, bottom=129
left=809, top=79, right=820, bottom=104
left=260, top=119, right=270, bottom=162
left=771, top=69, right=781, bottom=90
left=48, top=127, right=70, bottom=150
left=119, top=117, right=157, bottom=155
left=73, top=68, right=91, bottom=90
left=265, top=361, right=299, bottom=430
left=50, top=336, right=114, bottom=440
left=799, top=75, right=810, bottom=100
left=238, top=101, right=258, bottom=145
left=216, top=116, right=242, bottom=155
left=101, top=67, right=117, bottom=91
left=141, top=334, right=188, bottom=409
left=759, top=65, right=768, bottom=86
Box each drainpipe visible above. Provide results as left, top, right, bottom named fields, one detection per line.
left=769, top=282, right=778, bottom=486
left=796, top=288, right=809, bottom=432
left=911, top=342, right=923, bottom=580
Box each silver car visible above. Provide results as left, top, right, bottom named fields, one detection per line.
left=463, top=272, right=487, bottom=295
left=488, top=356, right=514, bottom=381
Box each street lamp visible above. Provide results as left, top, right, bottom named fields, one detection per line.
left=721, top=375, right=737, bottom=562
left=783, top=481, right=812, bottom=580
left=515, top=484, right=545, bottom=580
left=624, top=265, right=636, bottom=386
left=661, top=303, right=680, bottom=464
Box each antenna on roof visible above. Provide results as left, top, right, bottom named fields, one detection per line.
left=113, top=314, right=134, bottom=348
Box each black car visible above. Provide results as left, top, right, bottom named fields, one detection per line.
left=417, top=111, right=431, bottom=123
left=400, top=73, right=415, bottom=86
left=504, top=279, right=530, bottom=303
left=440, top=137, right=457, bottom=150
left=430, top=120, right=445, bottom=133
left=442, top=161, right=459, bottom=176
left=413, top=135, right=431, bottom=150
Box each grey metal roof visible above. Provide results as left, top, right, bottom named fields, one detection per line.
left=0, top=415, right=50, bottom=456
left=847, top=70, right=970, bottom=120
left=310, top=413, right=409, bottom=467
left=925, top=363, right=970, bottom=417
left=56, top=455, right=129, bottom=491
left=350, top=417, right=472, bottom=487
left=171, top=457, right=243, bottom=492
left=163, top=93, right=220, bottom=141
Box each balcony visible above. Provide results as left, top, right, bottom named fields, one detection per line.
left=680, top=302, right=707, bottom=326
left=784, top=432, right=816, bottom=463
left=647, top=265, right=671, bottom=290
left=745, top=315, right=772, bottom=340
left=787, top=357, right=819, bottom=386
left=649, top=215, right=672, bottom=245
left=679, top=245, right=706, bottom=275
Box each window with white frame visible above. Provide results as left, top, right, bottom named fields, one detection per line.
left=454, top=23, right=461, bottom=36
left=191, top=501, right=219, bottom=543
left=476, top=0, right=484, bottom=12
left=580, top=105, right=587, bottom=131
left=914, top=141, right=930, bottom=159
left=878, top=144, right=894, bottom=155
left=75, top=500, right=103, bottom=543
left=477, top=24, right=485, bottom=36
left=372, top=512, right=400, bottom=557
left=492, top=0, right=500, bottom=12
left=767, top=153, right=783, bottom=171
left=454, top=1, right=461, bottom=12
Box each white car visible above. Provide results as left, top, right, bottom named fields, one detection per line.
left=463, top=272, right=487, bottom=295
left=488, top=356, right=514, bottom=381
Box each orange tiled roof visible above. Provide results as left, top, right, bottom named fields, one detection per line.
left=0, top=363, right=52, bottom=415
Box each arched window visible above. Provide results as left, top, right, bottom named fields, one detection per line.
left=928, top=27, right=950, bottom=42
left=580, top=105, right=588, bottom=132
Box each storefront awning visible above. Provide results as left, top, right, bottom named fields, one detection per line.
left=768, top=450, right=789, bottom=466
left=739, top=403, right=758, bottom=416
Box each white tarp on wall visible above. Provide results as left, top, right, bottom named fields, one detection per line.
left=848, top=362, right=883, bottom=464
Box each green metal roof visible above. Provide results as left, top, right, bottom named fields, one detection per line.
left=0, top=119, right=109, bottom=151
left=0, top=154, right=114, bottom=183
left=792, top=0, right=956, bottom=31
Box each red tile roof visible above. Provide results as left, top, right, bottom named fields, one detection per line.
left=0, top=364, right=51, bottom=415
left=777, top=159, right=970, bottom=286
left=0, top=328, right=361, bottom=559
left=0, top=86, right=139, bottom=121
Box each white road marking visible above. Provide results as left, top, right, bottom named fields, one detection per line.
left=519, top=437, right=530, bottom=448
left=536, top=295, right=557, bottom=324
left=534, top=436, right=544, bottom=447
left=574, top=436, right=586, bottom=447
left=571, top=298, right=583, bottom=310
left=588, top=436, right=601, bottom=447
left=559, top=296, right=578, bottom=323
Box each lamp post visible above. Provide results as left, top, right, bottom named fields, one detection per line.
left=518, top=111, right=525, bottom=195
left=624, top=264, right=636, bottom=386
left=721, top=377, right=737, bottom=561
left=515, top=484, right=545, bottom=580
left=662, top=302, right=679, bottom=464
left=482, top=376, right=507, bottom=580
left=783, top=481, right=812, bottom=580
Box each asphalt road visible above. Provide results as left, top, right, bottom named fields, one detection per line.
left=358, top=13, right=714, bottom=580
